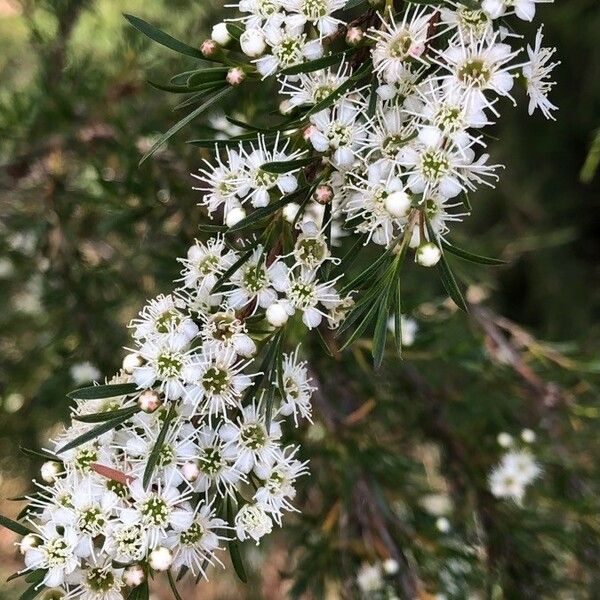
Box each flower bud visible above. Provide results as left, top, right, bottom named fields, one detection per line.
left=303, top=124, right=316, bottom=141
left=497, top=432, right=513, bottom=447
left=122, top=352, right=143, bottom=374
left=211, top=22, right=231, bottom=46
left=227, top=67, right=246, bottom=86
left=313, top=184, right=334, bottom=205
left=383, top=558, right=399, bottom=575
left=415, top=242, right=441, bottom=267
left=240, top=28, right=266, bottom=57
left=521, top=429, right=536, bottom=444
left=436, top=517, right=451, bottom=532
left=266, top=302, right=289, bottom=327
left=20, top=533, right=41, bottom=554
left=201, top=39, right=218, bottom=57
left=149, top=547, right=173, bottom=572
left=138, top=389, right=162, bottom=413
left=181, top=461, right=200, bottom=482
left=346, top=27, right=364, bottom=46
left=282, top=202, right=300, bottom=223
left=279, top=99, right=293, bottom=115
left=384, top=190, right=411, bottom=217
left=41, top=461, right=62, bottom=483
left=124, top=564, right=145, bottom=587
left=225, top=207, right=247, bottom=228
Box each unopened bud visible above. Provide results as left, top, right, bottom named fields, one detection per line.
left=181, top=461, right=200, bottom=482
left=266, top=302, right=290, bottom=327
left=313, top=184, right=334, bottom=205
left=122, top=352, right=143, bottom=374
left=346, top=27, right=364, bottom=46
left=149, top=547, right=173, bottom=572
left=279, top=99, right=293, bottom=115
left=303, top=124, right=316, bottom=141
left=384, top=190, right=411, bottom=217
left=201, top=39, right=218, bottom=57
left=41, top=461, right=63, bottom=483
left=282, top=202, right=301, bottom=223
left=124, top=564, right=145, bottom=587
left=227, top=67, right=246, bottom=86
left=138, top=389, right=162, bottom=413
left=240, top=28, right=266, bottom=57
left=415, top=242, right=441, bottom=267
left=225, top=207, right=247, bottom=228
left=211, top=22, right=231, bottom=46
left=20, top=533, right=41, bottom=554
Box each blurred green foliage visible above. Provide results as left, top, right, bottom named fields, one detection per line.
left=0, top=0, right=599, bottom=598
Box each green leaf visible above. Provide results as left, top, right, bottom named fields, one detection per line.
left=372, top=295, right=390, bottom=368
left=211, top=247, right=255, bottom=294
left=19, top=581, right=43, bottom=600
left=56, top=413, right=135, bottom=454
left=426, top=221, right=468, bottom=312
left=126, top=579, right=150, bottom=600
left=226, top=496, right=248, bottom=583
left=261, top=156, right=315, bottom=174
left=74, top=405, right=140, bottom=424
left=226, top=23, right=244, bottom=40
left=393, top=279, right=402, bottom=356
left=19, top=446, right=62, bottom=463
left=148, top=80, right=223, bottom=94
left=140, top=87, right=232, bottom=164
left=123, top=14, right=206, bottom=60
left=143, top=404, right=176, bottom=489
left=441, top=240, right=506, bottom=266
left=198, top=222, right=228, bottom=233
left=265, top=334, right=283, bottom=432
left=67, top=383, right=138, bottom=400
left=187, top=67, right=229, bottom=86
left=0, top=514, right=34, bottom=536
left=279, top=49, right=356, bottom=75
left=345, top=0, right=366, bottom=7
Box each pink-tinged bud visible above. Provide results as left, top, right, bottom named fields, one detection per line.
left=313, top=184, right=334, bottom=205
left=201, top=39, right=218, bottom=57
left=138, top=389, right=162, bottom=413
left=303, top=125, right=316, bottom=141
left=346, top=27, right=364, bottom=46
left=181, top=461, right=200, bottom=482
left=124, top=565, right=145, bottom=587
left=409, top=43, right=425, bottom=59
left=226, top=67, right=246, bottom=86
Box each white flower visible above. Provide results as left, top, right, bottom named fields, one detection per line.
left=239, top=134, right=303, bottom=207
left=238, top=0, right=284, bottom=30
left=279, top=62, right=351, bottom=107
left=178, top=237, right=237, bottom=291
left=200, top=309, right=256, bottom=357
left=130, top=294, right=198, bottom=344
left=439, top=5, right=493, bottom=39
left=24, top=523, right=79, bottom=588
left=132, top=335, right=195, bottom=401
left=194, top=425, right=245, bottom=495
left=192, top=146, right=248, bottom=215
left=253, top=446, right=308, bottom=522
left=70, top=362, right=101, bottom=385
left=523, top=26, right=559, bottom=120
left=309, top=99, right=368, bottom=168
left=166, top=502, right=228, bottom=578
left=370, top=7, right=433, bottom=83
left=481, top=0, right=552, bottom=22
left=75, top=557, right=125, bottom=600
left=118, top=479, right=192, bottom=550
left=489, top=449, right=541, bottom=502
left=220, top=402, right=282, bottom=473
left=255, top=19, right=323, bottom=77
left=183, top=348, right=253, bottom=417
left=387, top=315, right=418, bottom=346
left=235, top=503, right=273, bottom=544
left=280, top=0, right=345, bottom=36
left=225, top=247, right=288, bottom=311
left=292, top=221, right=331, bottom=269
left=277, top=350, right=315, bottom=425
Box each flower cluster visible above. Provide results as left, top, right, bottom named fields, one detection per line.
left=6, top=0, right=559, bottom=596
left=489, top=429, right=541, bottom=503
left=15, top=237, right=317, bottom=597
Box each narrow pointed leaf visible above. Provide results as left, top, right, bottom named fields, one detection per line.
left=261, top=156, right=315, bottom=174
left=226, top=496, right=248, bottom=583
left=372, top=296, right=390, bottom=368
left=211, top=247, right=255, bottom=295
left=67, top=383, right=138, bottom=400
left=441, top=240, right=506, bottom=266
left=74, top=405, right=140, bottom=424
left=143, top=404, right=176, bottom=489
left=140, top=87, right=232, bottom=164
left=279, top=49, right=356, bottom=75
left=0, top=514, right=34, bottom=536
left=124, top=14, right=206, bottom=60
left=19, top=447, right=62, bottom=463
left=167, top=571, right=184, bottom=600
left=393, top=279, right=402, bottom=356
left=57, top=413, right=134, bottom=454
